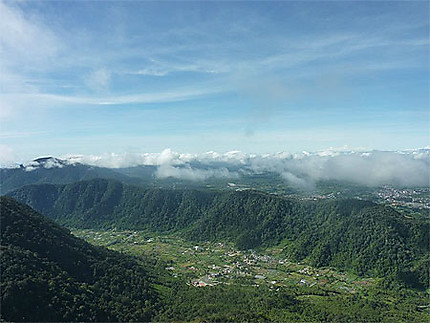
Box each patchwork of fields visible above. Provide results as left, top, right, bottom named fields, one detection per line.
left=73, top=230, right=385, bottom=292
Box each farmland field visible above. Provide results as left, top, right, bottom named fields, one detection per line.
left=73, top=229, right=429, bottom=322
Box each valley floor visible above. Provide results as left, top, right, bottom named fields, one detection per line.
left=73, top=229, right=430, bottom=322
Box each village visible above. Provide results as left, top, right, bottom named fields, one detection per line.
left=224, top=181, right=430, bottom=211
left=73, top=229, right=375, bottom=294
left=374, top=186, right=430, bottom=210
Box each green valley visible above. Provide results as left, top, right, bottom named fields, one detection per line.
left=71, top=229, right=429, bottom=322
left=8, top=179, right=429, bottom=288
left=2, top=179, right=429, bottom=322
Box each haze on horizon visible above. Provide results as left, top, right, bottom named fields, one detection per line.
left=0, top=0, right=429, bottom=163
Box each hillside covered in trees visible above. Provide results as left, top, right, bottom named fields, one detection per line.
left=8, top=179, right=429, bottom=289
left=0, top=196, right=160, bottom=322
left=2, top=196, right=429, bottom=322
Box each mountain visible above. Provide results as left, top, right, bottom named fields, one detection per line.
left=0, top=156, right=278, bottom=194
left=0, top=157, right=136, bottom=194
left=0, top=196, right=159, bottom=322
left=7, top=178, right=429, bottom=288
left=3, top=196, right=428, bottom=322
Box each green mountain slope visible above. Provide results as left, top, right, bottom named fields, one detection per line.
left=0, top=159, right=135, bottom=194
left=7, top=179, right=429, bottom=288
left=0, top=196, right=159, bottom=322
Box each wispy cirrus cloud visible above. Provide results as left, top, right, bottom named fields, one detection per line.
left=1, top=85, right=223, bottom=106
left=133, top=68, right=169, bottom=77
left=1, top=1, right=428, bottom=157
left=0, top=1, right=62, bottom=73
left=2, top=0, right=426, bottom=102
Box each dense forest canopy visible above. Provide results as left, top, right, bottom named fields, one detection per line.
left=0, top=196, right=159, bottom=322
left=1, top=194, right=429, bottom=322
left=7, top=179, right=429, bottom=289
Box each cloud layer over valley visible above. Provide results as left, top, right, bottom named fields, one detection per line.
left=50, top=148, right=430, bottom=188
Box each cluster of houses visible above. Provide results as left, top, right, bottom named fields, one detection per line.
left=376, top=186, right=430, bottom=209
left=179, top=245, right=343, bottom=290
left=174, top=245, right=362, bottom=294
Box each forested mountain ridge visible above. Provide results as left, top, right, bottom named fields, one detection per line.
left=0, top=196, right=159, bottom=322
left=2, top=197, right=428, bottom=322
left=0, top=158, right=136, bottom=194
left=7, top=178, right=429, bottom=288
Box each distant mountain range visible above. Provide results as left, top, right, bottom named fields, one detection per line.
left=7, top=178, right=429, bottom=289
left=0, top=156, right=292, bottom=194
left=2, top=150, right=429, bottom=195
left=0, top=157, right=136, bottom=194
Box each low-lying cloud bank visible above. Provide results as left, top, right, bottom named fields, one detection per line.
left=12, top=148, right=429, bottom=188
left=59, top=148, right=430, bottom=188
left=155, top=164, right=238, bottom=181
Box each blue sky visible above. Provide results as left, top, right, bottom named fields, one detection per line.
left=0, top=0, right=429, bottom=163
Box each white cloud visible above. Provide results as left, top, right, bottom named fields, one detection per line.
left=134, top=68, right=169, bottom=77
left=156, top=164, right=238, bottom=181
left=0, top=85, right=222, bottom=106
left=58, top=148, right=430, bottom=188
left=281, top=171, right=315, bottom=191
left=0, top=0, right=64, bottom=118
left=0, top=1, right=61, bottom=72
left=248, top=150, right=430, bottom=188
left=62, top=149, right=185, bottom=168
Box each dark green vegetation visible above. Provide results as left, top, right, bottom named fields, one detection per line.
left=157, top=282, right=428, bottom=322
left=1, top=195, right=429, bottom=322
left=0, top=197, right=159, bottom=322
left=8, top=178, right=430, bottom=289
left=74, top=229, right=430, bottom=322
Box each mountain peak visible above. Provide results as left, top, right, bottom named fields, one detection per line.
left=23, top=156, right=69, bottom=171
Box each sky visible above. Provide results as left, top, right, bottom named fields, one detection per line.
left=0, top=0, right=429, bottom=164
